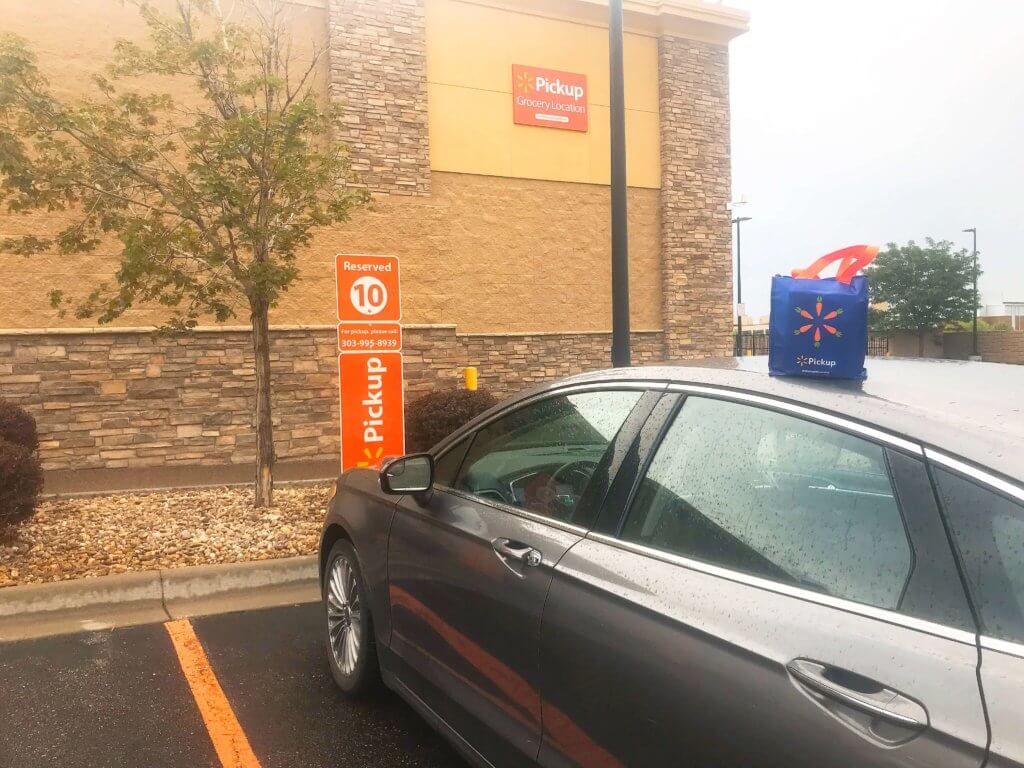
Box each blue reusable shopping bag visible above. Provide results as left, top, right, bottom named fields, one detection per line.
left=768, top=245, right=879, bottom=380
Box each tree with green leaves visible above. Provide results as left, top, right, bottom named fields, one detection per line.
left=867, top=239, right=977, bottom=357
left=0, top=1, right=368, bottom=507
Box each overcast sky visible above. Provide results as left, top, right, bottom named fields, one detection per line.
left=726, top=0, right=1024, bottom=317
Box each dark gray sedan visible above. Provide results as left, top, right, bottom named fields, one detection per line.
left=318, top=358, right=1024, bottom=768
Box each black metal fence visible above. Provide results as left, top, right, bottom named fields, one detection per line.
left=735, top=331, right=889, bottom=357
left=866, top=336, right=890, bottom=357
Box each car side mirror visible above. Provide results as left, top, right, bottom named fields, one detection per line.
left=380, top=453, right=434, bottom=495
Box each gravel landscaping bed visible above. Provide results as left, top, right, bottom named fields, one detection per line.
left=0, top=483, right=333, bottom=588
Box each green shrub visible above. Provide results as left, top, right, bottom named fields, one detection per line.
left=949, top=318, right=1013, bottom=332
left=0, top=398, right=39, bottom=453
left=0, top=400, right=42, bottom=529
left=406, top=388, right=498, bottom=452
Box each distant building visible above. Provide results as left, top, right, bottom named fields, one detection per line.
left=734, top=314, right=770, bottom=333
left=980, top=302, right=1024, bottom=330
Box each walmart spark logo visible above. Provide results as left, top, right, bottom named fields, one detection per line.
left=356, top=446, right=384, bottom=468
left=516, top=71, right=533, bottom=94
left=794, top=295, right=843, bottom=348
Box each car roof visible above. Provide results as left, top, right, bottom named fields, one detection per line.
left=538, top=357, right=1024, bottom=485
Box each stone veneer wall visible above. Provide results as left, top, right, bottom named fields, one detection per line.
left=1, top=327, right=664, bottom=472
left=327, top=0, right=431, bottom=195
left=657, top=36, right=734, bottom=359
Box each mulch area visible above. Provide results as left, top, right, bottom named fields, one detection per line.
left=0, top=483, right=333, bottom=588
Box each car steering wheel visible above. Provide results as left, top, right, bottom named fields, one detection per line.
left=546, top=459, right=600, bottom=516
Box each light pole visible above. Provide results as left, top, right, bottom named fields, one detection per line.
left=732, top=216, right=752, bottom=356
left=963, top=227, right=978, bottom=358
left=608, top=0, right=630, bottom=367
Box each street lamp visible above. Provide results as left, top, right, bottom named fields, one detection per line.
left=732, top=215, right=752, bottom=356
left=962, top=227, right=978, bottom=358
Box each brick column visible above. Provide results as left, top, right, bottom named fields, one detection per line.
left=658, top=36, right=734, bottom=359
left=327, top=0, right=430, bottom=195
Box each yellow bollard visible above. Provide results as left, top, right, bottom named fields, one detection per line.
left=464, top=366, right=478, bottom=391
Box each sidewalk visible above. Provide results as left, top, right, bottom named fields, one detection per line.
left=43, top=458, right=338, bottom=496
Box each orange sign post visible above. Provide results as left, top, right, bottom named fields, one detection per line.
left=336, top=255, right=405, bottom=470
left=512, top=64, right=589, bottom=132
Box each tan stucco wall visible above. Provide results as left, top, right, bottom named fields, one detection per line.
left=0, top=171, right=661, bottom=333
left=0, top=0, right=330, bottom=103
left=281, top=172, right=662, bottom=333
left=0, top=0, right=661, bottom=334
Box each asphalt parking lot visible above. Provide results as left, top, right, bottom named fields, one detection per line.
left=0, top=602, right=467, bottom=768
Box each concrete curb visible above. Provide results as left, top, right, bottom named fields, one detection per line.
left=160, top=556, right=317, bottom=602
left=0, top=555, right=319, bottom=642
left=0, top=570, right=164, bottom=618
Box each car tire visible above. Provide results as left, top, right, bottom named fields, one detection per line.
left=323, top=539, right=379, bottom=696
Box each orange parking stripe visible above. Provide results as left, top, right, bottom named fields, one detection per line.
left=165, top=619, right=262, bottom=768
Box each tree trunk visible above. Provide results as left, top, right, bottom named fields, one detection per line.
left=917, top=328, right=925, bottom=358
left=251, top=299, right=275, bottom=508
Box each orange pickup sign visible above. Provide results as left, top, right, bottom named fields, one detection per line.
left=339, top=352, right=405, bottom=470
left=512, top=64, right=589, bottom=132
left=336, top=254, right=405, bottom=471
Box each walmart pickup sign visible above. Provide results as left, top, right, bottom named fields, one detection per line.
left=512, top=64, right=589, bottom=132
left=335, top=254, right=405, bottom=470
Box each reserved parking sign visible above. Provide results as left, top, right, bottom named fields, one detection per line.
left=336, top=254, right=401, bottom=323
left=336, top=255, right=405, bottom=469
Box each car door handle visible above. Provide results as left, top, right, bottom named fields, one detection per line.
left=787, top=659, right=928, bottom=729
left=491, top=538, right=543, bottom=567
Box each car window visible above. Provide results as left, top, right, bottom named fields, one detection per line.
left=452, top=390, right=642, bottom=522
left=935, top=468, right=1024, bottom=644
left=621, top=396, right=913, bottom=610
left=434, top=437, right=471, bottom=487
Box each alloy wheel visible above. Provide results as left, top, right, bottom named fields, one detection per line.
left=326, top=554, right=363, bottom=676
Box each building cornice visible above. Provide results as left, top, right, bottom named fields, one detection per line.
left=452, top=0, right=749, bottom=44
